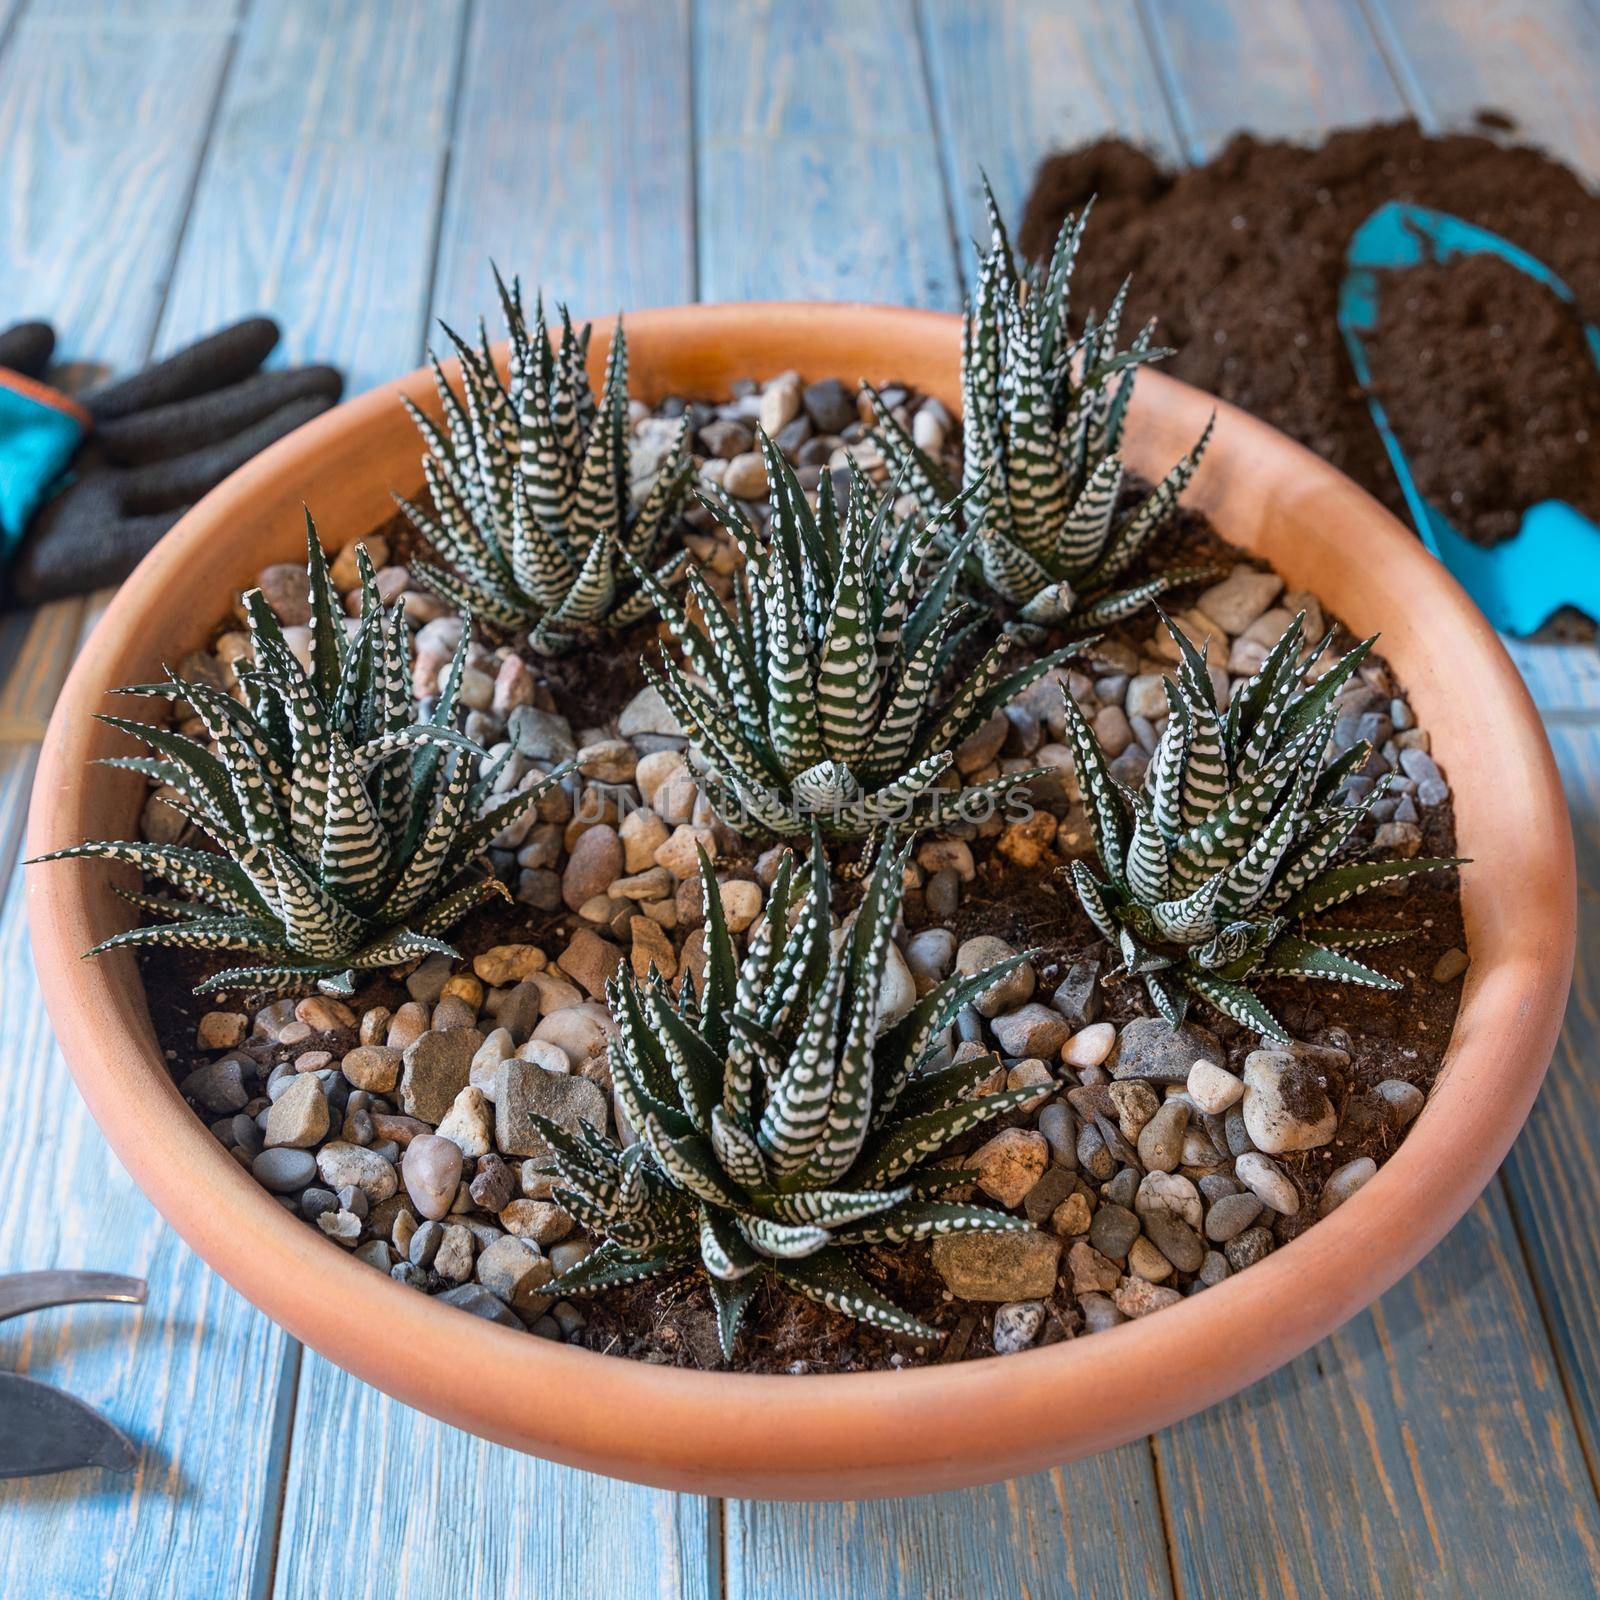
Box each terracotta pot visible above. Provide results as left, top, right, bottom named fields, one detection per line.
left=27, top=304, right=1573, bottom=1499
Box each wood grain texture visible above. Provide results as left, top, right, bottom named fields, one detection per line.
left=1159, top=1183, right=1600, bottom=1595
left=0, top=806, right=299, bottom=1600
left=430, top=0, right=694, bottom=334
left=271, top=1352, right=714, bottom=1600
left=1367, top=0, right=1600, bottom=171
left=158, top=0, right=467, bottom=394
left=1140, top=0, right=1406, bottom=160
left=917, top=0, right=1181, bottom=254
left=725, top=1453, right=1173, bottom=1600
left=0, top=2, right=239, bottom=368
left=696, top=0, right=958, bottom=307
left=1499, top=720, right=1600, bottom=1470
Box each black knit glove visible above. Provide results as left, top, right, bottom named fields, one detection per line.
left=2, top=318, right=341, bottom=605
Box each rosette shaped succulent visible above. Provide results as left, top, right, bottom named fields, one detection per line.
left=33, top=519, right=572, bottom=994
left=870, top=183, right=1211, bottom=630
left=634, top=433, right=1074, bottom=839
left=532, top=832, right=1047, bottom=1357
left=398, top=275, right=692, bottom=654
left=1062, top=610, right=1460, bottom=1043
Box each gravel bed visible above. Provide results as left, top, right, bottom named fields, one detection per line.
left=137, top=367, right=1467, bottom=1369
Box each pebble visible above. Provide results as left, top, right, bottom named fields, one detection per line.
left=196, top=1011, right=247, bottom=1050
left=992, top=1003, right=1071, bottom=1060
left=1037, top=1102, right=1077, bottom=1168
left=494, top=1060, right=608, bottom=1157
left=341, top=1044, right=401, bottom=1093
left=1113, top=1278, right=1183, bottom=1318
left=1050, top=962, right=1102, bottom=1028
left=556, top=928, right=624, bottom=998
left=992, top=1300, right=1047, bottom=1354
left=1204, top=1191, right=1265, bottom=1242
left=1128, top=1234, right=1175, bottom=1281
left=530, top=1001, right=614, bottom=1067
left=315, top=1143, right=397, bottom=1204
left=955, top=936, right=1034, bottom=1017
left=1198, top=566, right=1284, bottom=633
left=264, top=1075, right=328, bottom=1148
left=1319, top=1157, right=1378, bottom=1216
left=401, top=1134, right=464, bottom=1221
left=181, top=1056, right=249, bottom=1114
left=476, top=1235, right=556, bottom=1318
left=500, top=1199, right=572, bottom=1246
left=1141, top=1210, right=1205, bottom=1273
left=1088, top=1203, right=1139, bottom=1261
left=1062, top=1021, right=1116, bottom=1068
left=252, top=1147, right=317, bottom=1193
left=1376, top=1078, right=1425, bottom=1126
left=970, top=1129, right=1048, bottom=1207
left=1187, top=1059, right=1244, bottom=1114
left=1235, top=1152, right=1300, bottom=1216
left=1049, top=1192, right=1093, bottom=1236
left=399, top=1028, right=483, bottom=1124
left=723, top=451, right=768, bottom=499
left=1432, top=947, right=1469, bottom=984
left=435, top=1085, right=495, bottom=1160
left=562, top=825, right=623, bottom=911
left=930, top=1230, right=1061, bottom=1301
left=1136, top=1099, right=1189, bottom=1172
left=1240, top=1049, right=1337, bottom=1154
left=1112, top=1018, right=1224, bottom=1083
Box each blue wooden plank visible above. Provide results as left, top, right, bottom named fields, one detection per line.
left=430, top=0, right=694, bottom=331
left=272, top=1352, right=714, bottom=1600
left=0, top=3, right=240, bottom=368
left=1500, top=719, right=1600, bottom=1466
left=1140, top=0, right=1407, bottom=162
left=157, top=0, right=468, bottom=394
left=918, top=0, right=1182, bottom=257
left=696, top=0, right=958, bottom=307
left=726, top=1456, right=1173, bottom=1600
left=1158, top=1181, right=1600, bottom=1593
left=0, top=790, right=299, bottom=1600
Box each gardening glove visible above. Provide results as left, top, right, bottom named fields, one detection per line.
left=0, top=317, right=343, bottom=607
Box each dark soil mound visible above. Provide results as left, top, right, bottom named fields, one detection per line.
left=1018, top=117, right=1600, bottom=551
left=1367, top=253, right=1600, bottom=545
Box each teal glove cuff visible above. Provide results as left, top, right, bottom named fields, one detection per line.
left=0, top=373, right=87, bottom=564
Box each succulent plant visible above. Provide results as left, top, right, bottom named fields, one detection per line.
left=869, top=184, right=1211, bottom=631
left=33, top=518, right=571, bottom=995
left=632, top=432, right=1075, bottom=840
left=397, top=274, right=693, bottom=655
left=1061, top=610, right=1460, bottom=1044
left=532, top=831, right=1045, bottom=1355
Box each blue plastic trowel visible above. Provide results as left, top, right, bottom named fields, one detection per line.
left=1337, top=200, right=1600, bottom=636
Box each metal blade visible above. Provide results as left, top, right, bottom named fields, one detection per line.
left=0, top=1271, right=146, bottom=1325
left=0, top=1371, right=137, bottom=1479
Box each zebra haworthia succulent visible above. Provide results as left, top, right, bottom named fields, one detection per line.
left=533, top=831, right=1046, bottom=1356
left=870, top=183, right=1211, bottom=631
left=397, top=274, right=693, bottom=655
left=1062, top=610, right=1460, bottom=1044
left=32, top=518, right=572, bottom=995
left=632, top=431, right=1077, bottom=840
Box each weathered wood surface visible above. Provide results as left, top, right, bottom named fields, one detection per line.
left=695, top=0, right=957, bottom=307
left=272, top=1351, right=715, bottom=1600
left=1141, top=0, right=1408, bottom=160
left=917, top=0, right=1182, bottom=253
left=2, top=2, right=1600, bottom=1596
left=430, top=0, right=695, bottom=331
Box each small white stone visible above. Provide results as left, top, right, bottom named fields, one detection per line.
left=1187, top=1058, right=1245, bottom=1114
left=435, top=1086, right=494, bottom=1160
left=1235, top=1152, right=1300, bottom=1216
left=1062, top=1022, right=1116, bottom=1068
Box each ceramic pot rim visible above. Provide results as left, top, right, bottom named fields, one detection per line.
left=27, top=303, right=1574, bottom=1499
